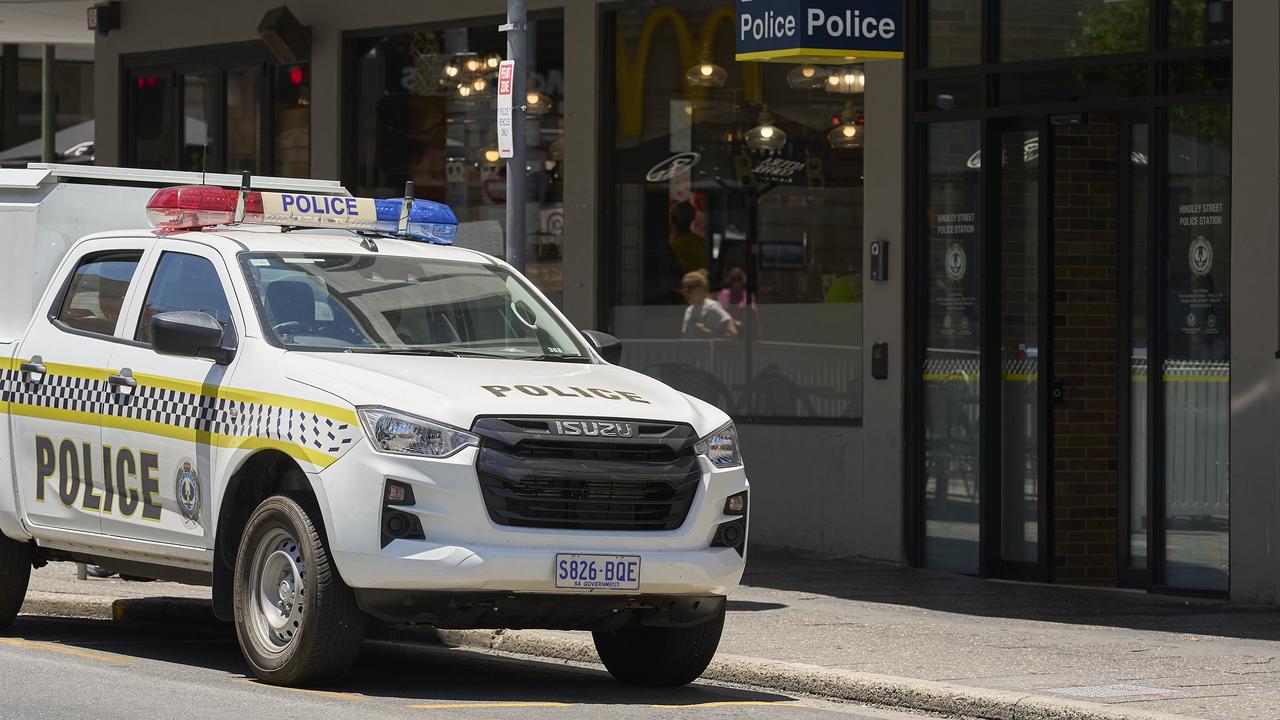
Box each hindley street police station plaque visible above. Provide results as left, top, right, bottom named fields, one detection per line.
left=736, top=0, right=904, bottom=63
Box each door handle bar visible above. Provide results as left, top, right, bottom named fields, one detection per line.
left=19, top=356, right=46, bottom=382
left=108, top=371, right=137, bottom=390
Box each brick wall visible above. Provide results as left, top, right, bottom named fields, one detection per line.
left=1052, top=116, right=1119, bottom=584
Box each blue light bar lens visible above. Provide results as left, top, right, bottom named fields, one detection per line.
left=373, top=198, right=459, bottom=244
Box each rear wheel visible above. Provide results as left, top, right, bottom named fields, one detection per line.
left=0, top=535, right=32, bottom=632
left=593, top=606, right=725, bottom=686
left=233, top=495, right=366, bottom=686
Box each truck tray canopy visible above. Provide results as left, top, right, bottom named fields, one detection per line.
left=0, top=164, right=351, bottom=339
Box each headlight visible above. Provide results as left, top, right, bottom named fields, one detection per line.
left=358, top=407, right=478, bottom=458
left=696, top=422, right=742, bottom=468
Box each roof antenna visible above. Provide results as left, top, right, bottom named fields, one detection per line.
left=201, top=143, right=208, bottom=185
left=233, top=170, right=251, bottom=224
left=398, top=180, right=414, bottom=235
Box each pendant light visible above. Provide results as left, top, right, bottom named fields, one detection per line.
left=685, top=46, right=727, bottom=88
left=786, top=63, right=828, bottom=90
left=825, top=65, right=865, bottom=95
left=526, top=90, right=552, bottom=115
left=745, top=105, right=786, bottom=152
left=828, top=102, right=863, bottom=150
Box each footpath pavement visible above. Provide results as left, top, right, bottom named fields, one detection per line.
left=20, top=548, right=1280, bottom=720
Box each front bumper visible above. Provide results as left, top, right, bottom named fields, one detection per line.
left=354, top=590, right=726, bottom=630
left=312, top=439, right=749, bottom=598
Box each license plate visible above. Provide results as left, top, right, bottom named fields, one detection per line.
left=554, top=554, right=641, bottom=591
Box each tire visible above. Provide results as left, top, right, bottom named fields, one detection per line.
left=233, top=494, right=366, bottom=686
left=0, top=536, right=31, bottom=632
left=593, top=605, right=726, bottom=686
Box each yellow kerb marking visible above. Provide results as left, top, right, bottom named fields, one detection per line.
left=0, top=637, right=136, bottom=664
left=234, top=679, right=366, bottom=701
left=650, top=701, right=797, bottom=709
left=408, top=701, right=571, bottom=709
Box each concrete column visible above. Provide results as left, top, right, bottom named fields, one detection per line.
left=860, top=59, right=906, bottom=562
left=1229, top=1, right=1280, bottom=603
left=559, top=1, right=600, bottom=328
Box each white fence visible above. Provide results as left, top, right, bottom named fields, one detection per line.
left=921, top=353, right=1228, bottom=520
left=620, top=339, right=863, bottom=419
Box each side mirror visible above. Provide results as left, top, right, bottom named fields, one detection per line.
left=582, top=329, right=623, bottom=365
left=152, top=311, right=233, bottom=364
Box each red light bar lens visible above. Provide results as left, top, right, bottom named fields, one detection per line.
left=145, top=185, right=261, bottom=229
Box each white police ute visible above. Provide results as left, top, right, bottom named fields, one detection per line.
left=0, top=165, right=748, bottom=687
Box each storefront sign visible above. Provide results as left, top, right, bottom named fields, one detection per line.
left=933, top=210, right=977, bottom=339
left=497, top=60, right=515, bottom=159
left=646, top=152, right=701, bottom=182
left=736, top=0, right=904, bottom=63
left=1174, top=202, right=1227, bottom=338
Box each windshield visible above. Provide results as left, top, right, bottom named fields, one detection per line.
left=239, top=252, right=588, bottom=359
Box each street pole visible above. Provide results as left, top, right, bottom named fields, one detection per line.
left=503, top=0, right=527, bottom=272
left=40, top=44, right=55, bottom=163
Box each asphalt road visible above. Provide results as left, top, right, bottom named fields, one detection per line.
left=0, top=615, right=927, bottom=720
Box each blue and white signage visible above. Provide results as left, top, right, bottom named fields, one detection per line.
left=736, top=0, right=904, bottom=63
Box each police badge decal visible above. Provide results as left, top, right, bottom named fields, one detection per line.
left=175, top=460, right=202, bottom=528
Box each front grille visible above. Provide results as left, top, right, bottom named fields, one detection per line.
left=473, top=417, right=701, bottom=531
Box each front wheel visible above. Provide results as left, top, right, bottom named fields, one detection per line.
left=593, top=606, right=726, bottom=686
left=233, top=495, right=366, bottom=686
left=0, top=535, right=31, bottom=632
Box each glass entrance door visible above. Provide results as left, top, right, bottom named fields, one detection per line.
left=996, top=122, right=1044, bottom=577
left=919, top=108, right=1230, bottom=592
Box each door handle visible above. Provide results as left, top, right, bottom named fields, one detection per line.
left=108, top=370, right=137, bottom=392
left=20, top=356, right=46, bottom=382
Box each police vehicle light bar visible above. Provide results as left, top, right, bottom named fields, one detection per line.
left=144, top=184, right=458, bottom=244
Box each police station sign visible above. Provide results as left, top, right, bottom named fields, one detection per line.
left=736, top=0, right=903, bottom=63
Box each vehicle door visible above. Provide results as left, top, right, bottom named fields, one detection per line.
left=98, top=240, right=241, bottom=548
left=10, top=239, right=152, bottom=535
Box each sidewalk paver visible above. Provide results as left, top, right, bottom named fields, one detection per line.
left=717, top=548, right=1280, bottom=720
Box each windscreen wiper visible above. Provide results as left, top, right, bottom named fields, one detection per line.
left=346, top=347, right=460, bottom=357
left=517, top=354, right=593, bottom=363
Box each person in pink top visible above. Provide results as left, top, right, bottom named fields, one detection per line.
left=716, top=266, right=760, bottom=338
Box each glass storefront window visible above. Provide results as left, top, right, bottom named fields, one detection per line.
left=1162, top=104, right=1230, bottom=591
left=129, top=72, right=175, bottom=170
left=345, top=18, right=565, bottom=303
left=1129, top=124, right=1150, bottom=571
left=1170, top=0, right=1232, bottom=48
left=1001, top=0, right=1148, bottom=62
left=606, top=1, right=863, bottom=421
left=124, top=55, right=309, bottom=176
left=226, top=67, right=261, bottom=174
left=3, top=58, right=94, bottom=159
left=927, top=0, right=982, bottom=67
left=180, top=73, right=214, bottom=172
left=922, top=121, right=982, bottom=574
left=274, top=65, right=310, bottom=177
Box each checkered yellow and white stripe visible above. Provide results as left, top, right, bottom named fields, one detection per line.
left=0, top=359, right=360, bottom=469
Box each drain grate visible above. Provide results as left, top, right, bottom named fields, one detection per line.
left=1044, top=684, right=1175, bottom=699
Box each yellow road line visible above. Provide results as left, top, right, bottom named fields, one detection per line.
left=407, top=701, right=571, bottom=709
left=234, top=678, right=367, bottom=701
left=0, top=637, right=136, bottom=664
left=650, top=701, right=798, bottom=709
